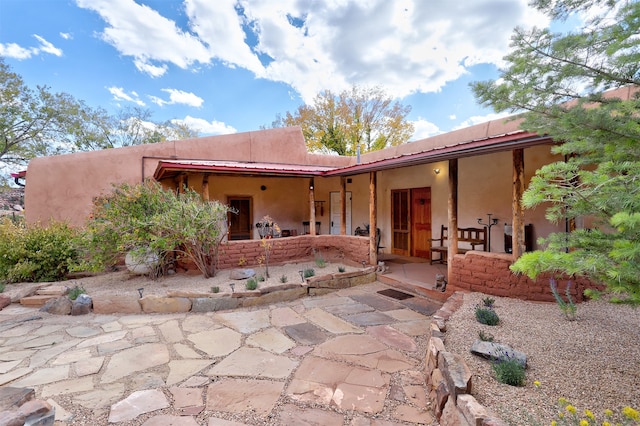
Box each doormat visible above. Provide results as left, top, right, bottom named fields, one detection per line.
left=377, top=289, right=414, bottom=300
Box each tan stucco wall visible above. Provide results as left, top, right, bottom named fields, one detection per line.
left=375, top=144, right=563, bottom=253
left=24, top=127, right=340, bottom=227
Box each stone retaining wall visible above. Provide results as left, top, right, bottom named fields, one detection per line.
left=426, top=292, right=508, bottom=425
left=92, top=267, right=378, bottom=315
left=450, top=251, right=600, bottom=302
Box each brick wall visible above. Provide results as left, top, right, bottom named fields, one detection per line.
left=216, top=235, right=370, bottom=270
left=449, top=251, right=601, bottom=302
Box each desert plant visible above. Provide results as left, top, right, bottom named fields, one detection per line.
left=210, top=286, right=220, bottom=293
left=0, top=283, right=5, bottom=293
left=0, top=218, right=79, bottom=283
left=256, top=274, right=265, bottom=282
left=550, top=278, right=577, bottom=321
left=246, top=277, right=258, bottom=290
left=552, top=398, right=639, bottom=426
left=338, top=266, right=346, bottom=273
left=475, top=305, right=500, bottom=326
left=83, top=181, right=234, bottom=279
left=478, top=330, right=494, bottom=342
left=68, top=285, right=86, bottom=301
left=314, top=251, right=326, bottom=268
left=303, top=268, right=315, bottom=278
left=482, top=296, right=495, bottom=308
left=492, top=352, right=526, bottom=386
left=279, top=274, right=288, bottom=283
left=256, top=215, right=279, bottom=278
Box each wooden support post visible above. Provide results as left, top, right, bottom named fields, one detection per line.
left=340, top=177, right=347, bottom=235
left=178, top=174, right=186, bottom=194
left=369, top=171, right=378, bottom=266
left=447, top=159, right=458, bottom=278
left=309, top=178, right=316, bottom=236
left=202, top=174, right=210, bottom=202
left=512, top=149, right=525, bottom=258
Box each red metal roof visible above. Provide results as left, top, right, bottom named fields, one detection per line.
left=153, top=130, right=555, bottom=180
left=154, top=160, right=335, bottom=180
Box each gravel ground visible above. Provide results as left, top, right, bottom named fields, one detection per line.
left=444, top=292, right=640, bottom=425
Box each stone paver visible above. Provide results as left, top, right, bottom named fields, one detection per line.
left=0, top=281, right=443, bottom=425
left=206, top=378, right=284, bottom=416
left=108, top=389, right=169, bottom=423
left=208, top=347, right=298, bottom=379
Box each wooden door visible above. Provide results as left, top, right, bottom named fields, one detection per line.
left=228, top=197, right=252, bottom=240
left=391, top=189, right=410, bottom=255
left=411, top=187, right=432, bottom=258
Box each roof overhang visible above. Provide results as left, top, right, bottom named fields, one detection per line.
left=324, top=131, right=555, bottom=176
left=153, top=131, right=556, bottom=181
left=154, top=160, right=335, bottom=180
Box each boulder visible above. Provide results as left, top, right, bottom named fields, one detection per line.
left=229, top=268, right=255, bottom=280
left=470, top=340, right=527, bottom=368
left=39, top=296, right=72, bottom=315
left=71, top=294, right=93, bottom=315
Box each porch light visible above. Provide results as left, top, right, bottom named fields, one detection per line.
left=433, top=168, right=440, bottom=175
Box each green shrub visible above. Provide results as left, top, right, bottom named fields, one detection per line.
left=475, top=305, right=500, bottom=326
left=246, top=277, right=258, bottom=290
left=279, top=274, right=288, bottom=283
left=211, top=286, right=220, bottom=293
left=82, top=181, right=233, bottom=278
left=68, top=285, right=86, bottom=301
left=492, top=353, right=526, bottom=386
left=0, top=283, right=5, bottom=293
left=303, top=268, right=315, bottom=278
left=0, top=218, right=79, bottom=283
left=256, top=274, right=265, bottom=282
left=550, top=278, right=577, bottom=320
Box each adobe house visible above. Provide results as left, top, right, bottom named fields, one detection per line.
left=26, top=85, right=636, bottom=300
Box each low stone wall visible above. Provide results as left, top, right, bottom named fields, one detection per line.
left=450, top=251, right=600, bottom=302
left=426, top=292, right=508, bottom=425
left=91, top=267, right=378, bottom=315
left=216, top=235, right=370, bottom=270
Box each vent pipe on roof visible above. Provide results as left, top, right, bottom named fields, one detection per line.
left=356, top=145, right=361, bottom=164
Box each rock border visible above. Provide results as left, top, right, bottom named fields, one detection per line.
left=425, top=291, right=508, bottom=425
left=22, top=267, right=378, bottom=315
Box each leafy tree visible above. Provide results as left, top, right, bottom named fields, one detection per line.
left=0, top=59, right=199, bottom=180
left=273, top=85, right=414, bottom=155
left=472, top=0, right=640, bottom=303
left=83, top=180, right=232, bottom=278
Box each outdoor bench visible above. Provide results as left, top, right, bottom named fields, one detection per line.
left=430, top=225, right=487, bottom=264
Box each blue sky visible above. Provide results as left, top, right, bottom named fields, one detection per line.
left=0, top=0, right=555, bottom=142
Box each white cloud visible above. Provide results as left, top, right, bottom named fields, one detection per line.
left=60, top=32, right=73, bottom=40
left=410, top=118, right=442, bottom=141
left=107, top=86, right=146, bottom=106
left=0, top=35, right=62, bottom=59
left=77, top=0, right=549, bottom=101
left=172, top=116, right=237, bottom=136
left=453, top=111, right=515, bottom=130
left=76, top=0, right=212, bottom=77
left=150, top=89, right=204, bottom=107
left=33, top=35, right=62, bottom=56
left=0, top=43, right=34, bottom=59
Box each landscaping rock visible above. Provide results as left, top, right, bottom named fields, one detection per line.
left=39, top=297, right=72, bottom=315
left=140, top=296, right=191, bottom=313
left=229, top=269, right=255, bottom=280
left=71, top=294, right=93, bottom=315
left=470, top=340, right=527, bottom=368
left=93, top=296, right=142, bottom=314
left=0, top=295, right=11, bottom=310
